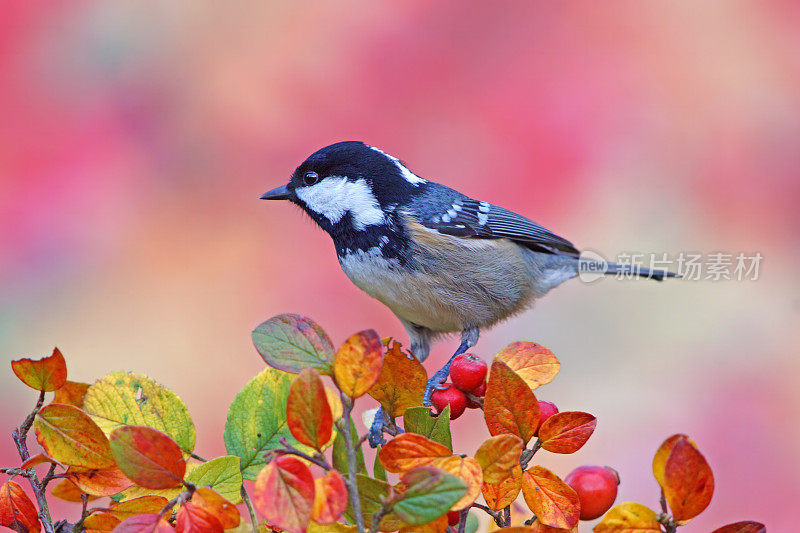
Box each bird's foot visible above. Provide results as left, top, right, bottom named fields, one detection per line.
left=422, top=361, right=455, bottom=406
left=368, top=407, right=387, bottom=448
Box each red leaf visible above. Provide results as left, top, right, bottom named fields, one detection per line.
left=311, top=470, right=348, bottom=524
left=537, top=412, right=596, bottom=454
left=0, top=481, right=41, bottom=533
left=53, top=380, right=91, bottom=407
left=253, top=456, right=315, bottom=533
left=287, top=368, right=333, bottom=450
left=484, top=361, right=540, bottom=444
left=189, top=488, right=239, bottom=529
left=11, top=347, right=67, bottom=392
left=662, top=436, right=714, bottom=521
left=66, top=465, right=134, bottom=497
left=113, top=514, right=175, bottom=532
left=175, top=502, right=223, bottom=533
left=109, top=426, right=186, bottom=489
left=711, top=522, right=767, bottom=533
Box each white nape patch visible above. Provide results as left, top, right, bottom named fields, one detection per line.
left=478, top=202, right=490, bottom=213
left=368, top=145, right=427, bottom=185
left=295, top=177, right=384, bottom=229
left=477, top=213, right=489, bottom=225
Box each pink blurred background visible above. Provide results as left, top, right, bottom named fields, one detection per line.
left=2, top=2, right=798, bottom=530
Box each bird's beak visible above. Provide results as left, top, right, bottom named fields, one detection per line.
left=259, top=184, right=290, bottom=200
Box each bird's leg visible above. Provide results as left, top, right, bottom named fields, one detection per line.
left=422, top=327, right=479, bottom=407
left=368, top=407, right=387, bottom=448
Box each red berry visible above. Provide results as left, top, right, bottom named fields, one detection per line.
left=564, top=466, right=620, bottom=520
left=535, top=401, right=559, bottom=435
left=465, top=381, right=486, bottom=409
left=447, top=510, right=460, bottom=526
left=430, top=384, right=467, bottom=420
left=449, top=353, right=488, bottom=391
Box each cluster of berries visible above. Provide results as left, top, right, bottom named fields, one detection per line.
left=432, top=354, right=620, bottom=523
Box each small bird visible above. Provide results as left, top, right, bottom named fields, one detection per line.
left=261, top=141, right=675, bottom=421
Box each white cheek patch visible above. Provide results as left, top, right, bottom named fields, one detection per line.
left=295, top=177, right=385, bottom=229
left=368, top=145, right=427, bottom=185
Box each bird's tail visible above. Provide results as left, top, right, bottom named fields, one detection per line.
left=602, top=262, right=680, bottom=282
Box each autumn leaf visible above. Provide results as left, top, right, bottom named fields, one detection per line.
left=312, top=470, right=348, bottom=524
left=593, top=502, right=662, bottom=532
left=537, top=412, right=597, bottom=454
left=83, top=371, right=196, bottom=454
left=51, top=479, right=95, bottom=503
left=482, top=464, right=523, bottom=511
left=474, top=434, right=523, bottom=484
left=660, top=435, right=714, bottom=521
left=189, top=488, right=239, bottom=529
left=66, top=465, right=133, bottom=496
left=110, top=496, right=170, bottom=521
left=368, top=341, right=427, bottom=418
left=34, top=403, right=114, bottom=469
left=392, top=466, right=468, bottom=526
left=254, top=456, right=316, bottom=533
left=253, top=314, right=336, bottom=375
left=710, top=522, right=767, bottom=533
left=430, top=455, right=483, bottom=510
left=20, top=453, right=57, bottom=469
left=494, top=341, right=560, bottom=390
left=175, top=502, right=223, bottom=533
left=484, top=361, right=540, bottom=444
left=113, top=514, right=175, bottom=532
left=224, top=367, right=312, bottom=479
left=379, top=433, right=452, bottom=473
left=334, top=330, right=384, bottom=398
left=308, top=523, right=359, bottom=533
left=11, top=347, right=67, bottom=392
left=0, top=481, right=41, bottom=533
left=403, top=405, right=452, bottom=450
left=184, top=455, right=242, bottom=504
left=528, top=523, right=577, bottom=533
left=287, top=369, right=333, bottom=450
left=83, top=512, right=121, bottom=532
left=110, top=426, right=186, bottom=489
left=651, top=433, right=683, bottom=487
left=53, top=380, right=90, bottom=407
left=399, top=515, right=448, bottom=533
left=521, top=467, right=580, bottom=529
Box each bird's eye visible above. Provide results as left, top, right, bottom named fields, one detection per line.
left=303, top=171, right=320, bottom=186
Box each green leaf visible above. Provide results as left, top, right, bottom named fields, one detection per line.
left=252, top=314, right=335, bottom=375
left=345, top=475, right=404, bottom=531
left=392, top=466, right=468, bottom=526
left=83, top=371, right=196, bottom=454
left=403, top=405, right=452, bottom=450
left=332, top=419, right=366, bottom=477
left=373, top=446, right=387, bottom=482
left=223, top=367, right=312, bottom=479
left=464, top=512, right=479, bottom=533
left=185, top=455, right=243, bottom=504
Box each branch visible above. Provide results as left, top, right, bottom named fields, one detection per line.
left=73, top=494, right=90, bottom=532
left=469, top=503, right=503, bottom=527
left=276, top=438, right=332, bottom=471
left=367, top=501, right=392, bottom=533
left=240, top=485, right=259, bottom=533
left=503, top=505, right=511, bottom=527
left=338, top=391, right=366, bottom=533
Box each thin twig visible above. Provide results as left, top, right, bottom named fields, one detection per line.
left=40, top=463, right=58, bottom=490
left=503, top=505, right=511, bottom=527
left=470, top=503, right=503, bottom=527
left=190, top=452, right=208, bottom=462
left=240, top=485, right=258, bottom=533
left=338, top=391, right=366, bottom=533
left=367, top=503, right=391, bottom=533
left=73, top=494, right=90, bottom=532
left=277, top=438, right=332, bottom=470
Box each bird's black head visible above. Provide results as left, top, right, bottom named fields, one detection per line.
left=260, top=141, right=427, bottom=235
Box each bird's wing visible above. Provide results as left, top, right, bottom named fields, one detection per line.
left=417, top=198, right=580, bottom=255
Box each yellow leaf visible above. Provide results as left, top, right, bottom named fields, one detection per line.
left=368, top=341, right=426, bottom=418
left=494, top=341, right=560, bottom=390
left=593, top=502, right=662, bottom=532
left=333, top=330, right=384, bottom=398
left=430, top=455, right=483, bottom=511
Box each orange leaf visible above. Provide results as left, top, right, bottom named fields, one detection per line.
left=593, top=502, right=662, bottom=532
left=474, top=434, right=523, bottom=484
left=109, top=426, right=186, bottom=489
left=11, top=347, right=67, bottom=392
left=494, top=342, right=560, bottom=390
left=287, top=369, right=333, bottom=450
left=34, top=403, right=114, bottom=468
left=176, top=502, right=223, bottom=533
left=484, top=361, right=539, bottom=444
left=537, top=412, right=596, bottom=454
left=50, top=479, right=96, bottom=503
left=312, top=470, right=348, bottom=524
left=710, top=522, right=767, bottom=533
left=482, top=464, right=523, bottom=511
left=67, top=465, right=133, bottom=496
left=662, top=436, right=714, bottom=521
left=399, top=515, right=448, bottom=533
left=53, top=380, right=90, bottom=407
left=368, top=341, right=427, bottom=418
left=528, top=523, right=577, bottom=532
left=333, top=330, right=384, bottom=398
left=21, top=453, right=57, bottom=469
left=190, top=488, right=240, bottom=529
left=110, top=496, right=170, bottom=521
left=521, top=467, right=580, bottom=529
left=113, top=514, right=175, bottom=532
left=378, top=433, right=452, bottom=473
left=652, top=433, right=684, bottom=487
left=0, top=480, right=41, bottom=533
left=430, top=455, right=483, bottom=510
left=253, top=456, right=315, bottom=533
left=83, top=511, right=121, bottom=532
